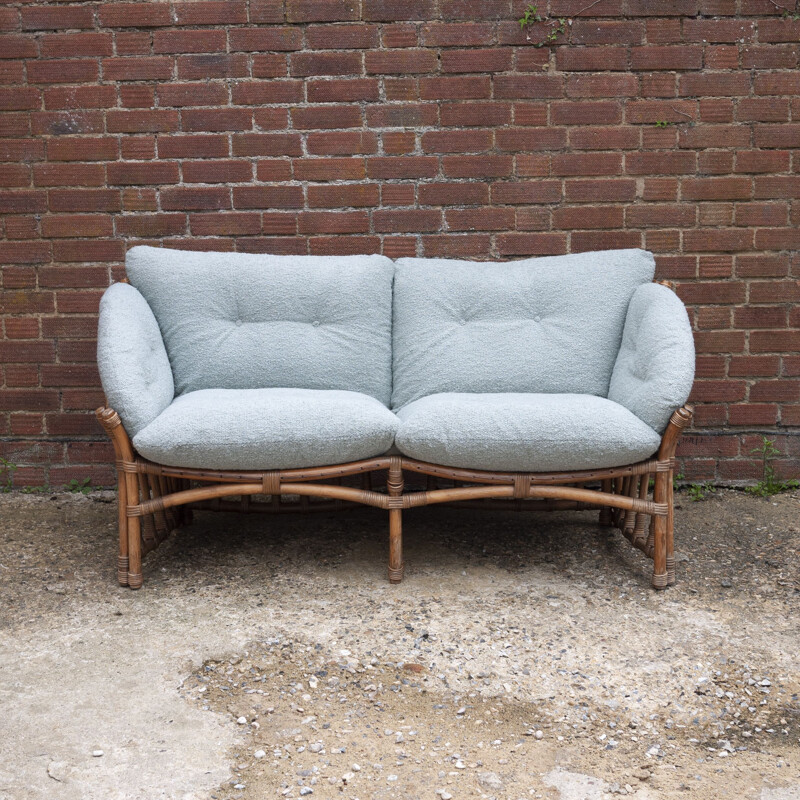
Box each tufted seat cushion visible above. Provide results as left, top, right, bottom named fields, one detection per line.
left=394, top=393, right=662, bottom=472
left=126, top=247, right=395, bottom=406
left=391, top=250, right=655, bottom=409
left=132, top=388, right=399, bottom=471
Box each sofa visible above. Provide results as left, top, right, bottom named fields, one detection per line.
left=96, top=246, right=695, bottom=590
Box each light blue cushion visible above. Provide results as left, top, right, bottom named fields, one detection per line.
left=391, top=249, right=656, bottom=409
left=125, top=246, right=395, bottom=406
left=608, top=283, right=695, bottom=434
left=97, top=283, right=174, bottom=437
left=395, top=393, right=662, bottom=472
left=132, top=388, right=399, bottom=470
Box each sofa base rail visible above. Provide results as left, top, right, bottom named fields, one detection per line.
left=96, top=405, right=693, bottom=591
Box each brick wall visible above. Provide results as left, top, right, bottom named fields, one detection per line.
left=1, top=0, right=799, bottom=488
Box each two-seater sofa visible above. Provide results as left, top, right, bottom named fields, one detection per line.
left=96, top=246, right=695, bottom=590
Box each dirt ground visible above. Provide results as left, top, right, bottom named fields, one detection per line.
left=1, top=488, right=799, bottom=800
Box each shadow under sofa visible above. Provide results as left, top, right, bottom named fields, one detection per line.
left=96, top=246, right=695, bottom=590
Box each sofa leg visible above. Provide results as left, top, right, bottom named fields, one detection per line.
left=117, top=468, right=129, bottom=586
left=598, top=479, right=613, bottom=526
left=388, top=508, right=404, bottom=583
left=651, top=471, right=669, bottom=590
left=387, top=457, right=404, bottom=583
left=124, top=470, right=143, bottom=589
left=666, top=470, right=676, bottom=586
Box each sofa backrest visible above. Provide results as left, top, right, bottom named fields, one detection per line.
left=392, top=249, right=656, bottom=409
left=126, top=246, right=395, bottom=406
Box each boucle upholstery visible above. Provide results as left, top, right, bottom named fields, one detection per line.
left=125, top=246, right=395, bottom=406
left=97, top=282, right=174, bottom=437
left=133, top=388, right=399, bottom=470
left=608, top=283, right=695, bottom=434
left=391, top=249, right=656, bottom=410
left=395, top=393, right=662, bottom=472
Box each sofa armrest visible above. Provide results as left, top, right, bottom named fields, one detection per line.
left=608, top=282, right=695, bottom=435
left=97, top=282, right=174, bottom=437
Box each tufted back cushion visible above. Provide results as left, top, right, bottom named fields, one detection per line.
left=391, top=249, right=656, bottom=409
left=126, top=246, right=395, bottom=406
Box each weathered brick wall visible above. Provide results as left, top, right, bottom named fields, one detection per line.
left=1, top=0, right=799, bottom=487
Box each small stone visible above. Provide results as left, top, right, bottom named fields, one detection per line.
left=387, top=775, right=398, bottom=781
left=233, top=784, right=245, bottom=790
left=384, top=729, right=394, bottom=736
left=309, top=743, right=323, bottom=753
left=403, top=663, right=425, bottom=673
left=352, top=764, right=361, bottom=771
left=237, top=716, right=247, bottom=725
left=535, top=730, right=544, bottom=740
left=478, top=771, right=503, bottom=790
left=437, top=791, right=453, bottom=800
left=254, top=750, right=266, bottom=759
left=92, top=750, right=104, bottom=757
left=308, top=677, right=318, bottom=689
left=342, top=772, right=355, bottom=783
left=455, top=759, right=466, bottom=769
left=300, top=788, right=313, bottom=796
left=721, top=579, right=732, bottom=588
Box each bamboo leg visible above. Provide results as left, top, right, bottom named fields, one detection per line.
left=651, top=471, right=669, bottom=589
left=666, top=469, right=676, bottom=585
left=125, top=470, right=143, bottom=589
left=387, top=457, right=404, bottom=583
left=116, top=467, right=129, bottom=586
left=598, top=479, right=613, bottom=526
left=631, top=472, right=650, bottom=549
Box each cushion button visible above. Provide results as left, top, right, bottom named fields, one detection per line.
left=459, top=318, right=467, bottom=326
left=534, top=315, right=541, bottom=322
left=312, top=320, right=320, bottom=327
left=235, top=319, right=242, bottom=326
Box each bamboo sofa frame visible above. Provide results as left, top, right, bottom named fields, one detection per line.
left=96, top=403, right=692, bottom=591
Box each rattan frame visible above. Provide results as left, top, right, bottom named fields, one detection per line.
left=96, top=404, right=692, bottom=591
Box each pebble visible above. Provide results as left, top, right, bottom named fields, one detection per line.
left=436, top=791, right=453, bottom=800
left=309, top=743, right=323, bottom=753
left=92, top=750, right=104, bottom=758
left=254, top=750, right=266, bottom=759
left=478, top=771, right=503, bottom=790
left=300, top=788, right=313, bottom=796
left=535, top=730, right=544, bottom=740
left=236, top=716, right=247, bottom=725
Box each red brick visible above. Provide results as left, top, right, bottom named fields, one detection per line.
left=421, top=234, right=491, bottom=258
left=728, top=405, right=779, bottom=426
left=363, top=0, right=433, bottom=20
left=298, top=211, right=369, bottom=234
left=306, top=24, right=379, bottom=49
left=557, top=47, right=628, bottom=72
left=496, top=128, right=566, bottom=152
left=233, top=186, right=303, bottom=209
left=285, top=0, right=360, bottom=22
left=421, top=129, right=490, bottom=153
left=366, top=49, right=437, bottom=74
left=419, top=183, right=488, bottom=206
left=442, top=155, right=512, bottom=178
left=52, top=239, right=125, bottom=263
left=496, top=233, right=567, bottom=256
left=311, top=236, right=380, bottom=255
left=116, top=214, right=188, bottom=237
left=99, top=4, right=172, bottom=27
left=107, top=110, right=178, bottom=133
left=292, top=105, right=361, bottom=129
left=684, top=18, right=755, bottom=42
left=381, top=24, right=418, bottom=49
left=554, top=206, right=625, bottom=229
left=307, top=79, right=380, bottom=103
left=190, top=213, right=262, bottom=236
left=741, top=45, right=797, bottom=70
left=174, top=1, right=247, bottom=25
left=307, top=184, right=379, bottom=207
left=564, top=179, right=636, bottom=203
left=179, top=54, right=249, bottom=79
left=306, top=131, right=377, bottom=155
left=42, top=214, right=112, bottom=239
left=161, top=187, right=230, bottom=211
left=570, top=126, right=639, bottom=151
left=445, top=207, right=513, bottom=231
left=21, top=6, right=93, bottom=30
left=293, top=158, right=365, bottom=182
left=367, top=156, right=438, bottom=179
left=565, top=74, right=638, bottom=98
left=682, top=178, right=751, bottom=201
left=234, top=82, right=301, bottom=105
left=27, top=60, right=98, bottom=85
left=754, top=124, right=800, bottom=149
left=552, top=153, right=621, bottom=177
left=184, top=160, right=253, bottom=184
left=159, top=135, right=229, bottom=159
left=420, top=22, right=493, bottom=47
left=366, top=103, right=437, bottom=128
left=420, top=76, right=490, bottom=101
left=440, top=102, right=511, bottom=127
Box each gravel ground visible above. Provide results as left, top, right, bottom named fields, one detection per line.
left=0, top=488, right=798, bottom=800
